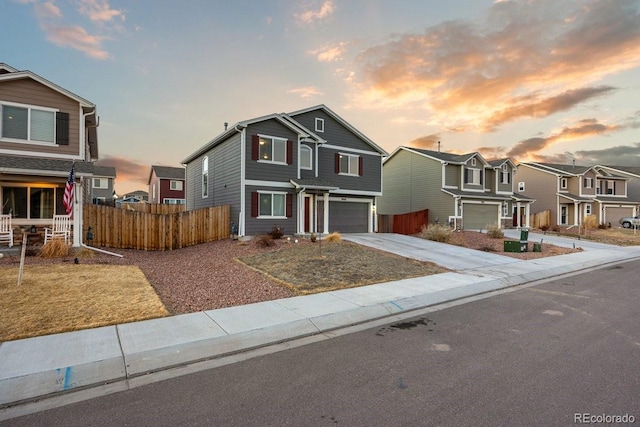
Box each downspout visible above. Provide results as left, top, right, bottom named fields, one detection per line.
left=78, top=108, right=98, bottom=247
left=236, top=125, right=247, bottom=237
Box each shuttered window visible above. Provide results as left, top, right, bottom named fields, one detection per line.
left=1, top=104, right=58, bottom=143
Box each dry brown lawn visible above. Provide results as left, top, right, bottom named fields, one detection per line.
left=552, top=226, right=640, bottom=246
left=238, top=241, right=448, bottom=295
left=0, top=264, right=168, bottom=342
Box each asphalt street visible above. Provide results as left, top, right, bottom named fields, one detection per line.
left=4, top=259, right=639, bottom=426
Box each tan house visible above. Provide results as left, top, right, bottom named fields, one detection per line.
left=377, top=147, right=533, bottom=230
left=0, top=63, right=99, bottom=246
left=515, top=162, right=638, bottom=227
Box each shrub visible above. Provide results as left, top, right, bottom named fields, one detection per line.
left=325, top=232, right=342, bottom=243
left=583, top=215, right=597, bottom=229
left=539, top=225, right=549, bottom=232
left=255, top=234, right=275, bottom=247
left=419, top=224, right=452, bottom=243
left=39, top=239, right=70, bottom=258
left=268, top=225, right=284, bottom=240
left=550, top=225, right=560, bottom=232
left=486, top=224, right=504, bottom=239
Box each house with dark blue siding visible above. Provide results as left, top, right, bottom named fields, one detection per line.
left=181, top=105, right=387, bottom=237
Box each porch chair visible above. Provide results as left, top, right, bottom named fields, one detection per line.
left=44, top=215, right=71, bottom=245
left=0, top=214, right=13, bottom=247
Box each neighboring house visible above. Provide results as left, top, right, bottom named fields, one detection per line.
left=515, top=162, right=639, bottom=226
left=90, top=165, right=116, bottom=205
left=0, top=63, right=99, bottom=246
left=148, top=165, right=186, bottom=204
left=595, top=165, right=640, bottom=210
left=181, top=104, right=387, bottom=237
left=377, top=147, right=533, bottom=230
left=118, top=190, right=149, bottom=207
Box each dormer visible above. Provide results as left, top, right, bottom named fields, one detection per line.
left=461, top=153, right=489, bottom=192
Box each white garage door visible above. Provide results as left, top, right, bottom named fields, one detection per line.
left=463, top=203, right=499, bottom=230
left=604, top=207, right=634, bottom=227
left=328, top=201, right=369, bottom=233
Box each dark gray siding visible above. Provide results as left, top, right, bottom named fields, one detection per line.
left=316, top=146, right=382, bottom=193
left=291, top=110, right=375, bottom=152
left=245, top=120, right=299, bottom=183
left=444, top=164, right=458, bottom=187
left=244, top=185, right=297, bottom=236
left=185, top=133, right=242, bottom=224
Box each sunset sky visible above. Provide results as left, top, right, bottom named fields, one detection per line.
left=2, top=0, right=639, bottom=195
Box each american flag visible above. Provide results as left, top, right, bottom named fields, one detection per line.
left=63, top=164, right=75, bottom=217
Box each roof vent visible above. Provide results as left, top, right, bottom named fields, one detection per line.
left=224, top=122, right=228, bottom=131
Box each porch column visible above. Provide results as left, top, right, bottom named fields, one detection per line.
left=297, top=190, right=304, bottom=234
left=73, top=179, right=83, bottom=247
left=323, top=192, right=329, bottom=235
left=574, top=202, right=580, bottom=225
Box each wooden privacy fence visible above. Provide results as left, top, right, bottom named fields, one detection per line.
left=120, top=203, right=186, bottom=214
left=531, top=209, right=551, bottom=229
left=377, top=209, right=429, bottom=235
left=83, top=204, right=229, bottom=250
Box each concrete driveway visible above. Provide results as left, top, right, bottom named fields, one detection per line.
left=342, top=233, right=518, bottom=271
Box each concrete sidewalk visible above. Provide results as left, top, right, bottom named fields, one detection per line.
left=2, top=233, right=639, bottom=413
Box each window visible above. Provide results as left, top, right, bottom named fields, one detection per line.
left=93, top=178, right=108, bottom=189
left=584, top=177, right=593, bottom=189
left=560, top=178, right=568, bottom=189
left=518, top=182, right=525, bottom=192
left=503, top=201, right=509, bottom=217
left=337, top=153, right=360, bottom=176
left=607, top=180, right=614, bottom=195
left=584, top=203, right=592, bottom=216
left=470, top=158, right=476, bottom=166
left=2, top=185, right=63, bottom=219
left=260, top=192, right=286, bottom=217
left=300, top=145, right=312, bottom=170
left=170, top=180, right=183, bottom=191
left=259, top=136, right=287, bottom=163
left=202, top=156, right=209, bottom=198
left=464, top=168, right=482, bottom=185
left=1, top=103, right=56, bottom=143
left=315, top=117, right=324, bottom=132
left=163, top=198, right=185, bottom=204
left=501, top=170, right=511, bottom=184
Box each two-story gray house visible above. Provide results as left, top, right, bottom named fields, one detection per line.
left=516, top=162, right=638, bottom=226
left=90, top=165, right=116, bottom=205
left=377, top=147, right=533, bottom=230
left=181, top=105, right=387, bottom=237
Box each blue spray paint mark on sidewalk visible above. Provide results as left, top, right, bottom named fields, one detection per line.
left=63, top=367, right=72, bottom=390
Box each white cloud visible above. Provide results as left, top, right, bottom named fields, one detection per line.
left=295, top=0, right=335, bottom=25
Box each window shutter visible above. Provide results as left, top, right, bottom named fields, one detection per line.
left=508, top=172, right=511, bottom=184
left=335, top=153, right=340, bottom=174
left=358, top=156, right=363, bottom=176
left=287, top=140, right=293, bottom=165
left=286, top=193, right=293, bottom=217
left=480, top=170, right=483, bottom=185
left=251, top=135, right=259, bottom=161
left=56, top=112, right=69, bottom=145
left=464, top=169, right=470, bottom=184
left=251, top=192, right=259, bottom=217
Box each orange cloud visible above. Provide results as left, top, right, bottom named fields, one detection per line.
left=351, top=0, right=640, bottom=132
left=309, top=42, right=347, bottom=63
left=75, top=0, right=125, bottom=22
left=408, top=134, right=440, bottom=150
left=287, top=86, right=324, bottom=98
left=44, top=24, right=109, bottom=59
left=95, top=155, right=149, bottom=189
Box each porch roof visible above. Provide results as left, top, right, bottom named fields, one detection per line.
left=442, top=188, right=511, bottom=201
left=0, top=155, right=93, bottom=177
left=290, top=178, right=339, bottom=192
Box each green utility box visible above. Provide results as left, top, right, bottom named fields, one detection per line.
left=520, top=229, right=529, bottom=241
left=532, top=243, right=542, bottom=252
left=504, top=240, right=528, bottom=253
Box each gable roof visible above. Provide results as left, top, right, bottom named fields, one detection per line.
left=93, top=165, right=116, bottom=178
left=519, top=162, right=593, bottom=176
left=182, top=104, right=387, bottom=164
left=150, top=165, right=185, bottom=182
left=597, top=165, right=640, bottom=178
left=387, top=146, right=490, bottom=166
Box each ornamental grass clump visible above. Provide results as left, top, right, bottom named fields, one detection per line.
left=486, top=224, right=504, bottom=239
left=420, top=224, right=453, bottom=243
left=39, top=239, right=70, bottom=258
left=324, top=232, right=342, bottom=243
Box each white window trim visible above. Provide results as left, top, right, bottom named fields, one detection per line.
left=163, top=198, right=186, bottom=204
left=502, top=201, right=509, bottom=217
left=584, top=203, right=592, bottom=216
left=560, top=177, right=568, bottom=189
left=170, top=180, right=183, bottom=191
left=315, top=117, right=324, bottom=133
left=0, top=101, right=58, bottom=145
left=465, top=168, right=481, bottom=185
left=300, top=145, right=313, bottom=170
left=257, top=191, right=287, bottom=219
left=518, top=182, right=525, bottom=192
left=584, top=177, right=593, bottom=189
left=500, top=170, right=510, bottom=185
left=202, top=156, right=209, bottom=198
left=93, top=178, right=108, bottom=189
left=338, top=152, right=360, bottom=176
left=470, top=158, right=476, bottom=166
left=257, top=134, right=288, bottom=165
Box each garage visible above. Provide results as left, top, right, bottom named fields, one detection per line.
left=463, top=203, right=500, bottom=230
left=603, top=206, right=634, bottom=227
left=328, top=200, right=370, bottom=233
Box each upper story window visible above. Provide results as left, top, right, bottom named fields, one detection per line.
left=93, top=178, right=108, bottom=189
left=170, top=180, right=183, bottom=191
left=337, top=153, right=361, bottom=176
left=315, top=118, right=324, bottom=133
left=202, top=156, right=209, bottom=198
left=518, top=182, right=525, bottom=192
left=560, top=177, right=568, bottom=189
left=470, top=158, right=476, bottom=166
left=607, top=180, right=614, bottom=194
left=500, top=169, right=511, bottom=184
left=259, top=136, right=287, bottom=163
left=464, top=168, right=482, bottom=185
left=583, top=177, right=593, bottom=189
left=300, top=145, right=312, bottom=170
left=1, top=103, right=56, bottom=143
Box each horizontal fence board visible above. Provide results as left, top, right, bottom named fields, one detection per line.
left=83, top=204, right=229, bottom=251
